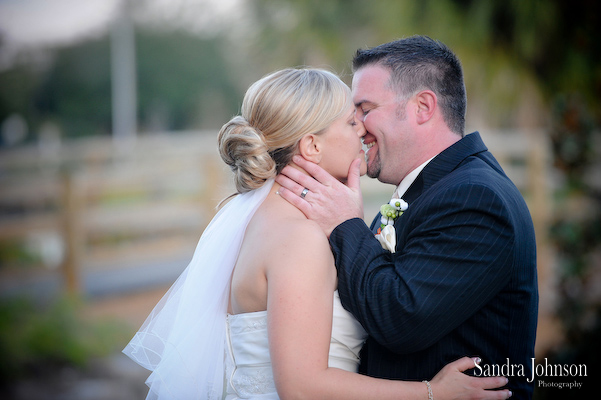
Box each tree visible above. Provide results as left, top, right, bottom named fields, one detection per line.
left=0, top=28, right=243, bottom=143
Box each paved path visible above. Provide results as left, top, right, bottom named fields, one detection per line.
left=0, top=254, right=190, bottom=301
left=3, top=353, right=151, bottom=400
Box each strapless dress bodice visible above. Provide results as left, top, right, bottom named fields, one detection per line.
left=224, top=291, right=367, bottom=399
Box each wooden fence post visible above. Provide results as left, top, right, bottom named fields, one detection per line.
left=61, top=170, right=82, bottom=295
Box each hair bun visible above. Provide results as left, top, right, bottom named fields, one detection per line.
left=218, top=116, right=276, bottom=193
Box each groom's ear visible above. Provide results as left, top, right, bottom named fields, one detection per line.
left=414, top=90, right=437, bottom=125
left=298, top=134, right=323, bottom=163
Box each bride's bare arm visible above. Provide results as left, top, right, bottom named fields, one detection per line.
left=266, top=220, right=511, bottom=400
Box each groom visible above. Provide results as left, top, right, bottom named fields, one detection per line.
left=276, top=36, right=538, bottom=399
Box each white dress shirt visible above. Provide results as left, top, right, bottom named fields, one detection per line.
left=393, top=156, right=435, bottom=199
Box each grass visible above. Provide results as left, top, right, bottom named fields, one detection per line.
left=0, top=294, right=130, bottom=387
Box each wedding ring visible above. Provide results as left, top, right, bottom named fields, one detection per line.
left=300, top=188, right=309, bottom=199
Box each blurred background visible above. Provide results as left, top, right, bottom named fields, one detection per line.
left=0, top=0, right=599, bottom=399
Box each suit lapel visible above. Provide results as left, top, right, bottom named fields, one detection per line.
left=400, top=174, right=424, bottom=204
left=419, top=131, right=488, bottom=194
left=370, top=132, right=489, bottom=234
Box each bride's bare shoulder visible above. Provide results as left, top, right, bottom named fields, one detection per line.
left=250, top=194, right=329, bottom=252
left=251, top=196, right=334, bottom=290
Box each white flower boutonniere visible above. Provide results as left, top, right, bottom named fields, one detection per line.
left=375, top=198, right=408, bottom=253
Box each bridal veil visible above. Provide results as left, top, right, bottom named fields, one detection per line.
left=123, top=180, right=274, bottom=399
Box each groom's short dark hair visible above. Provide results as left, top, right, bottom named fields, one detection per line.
left=353, top=35, right=467, bottom=136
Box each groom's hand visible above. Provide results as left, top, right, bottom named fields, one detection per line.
left=276, top=155, right=364, bottom=238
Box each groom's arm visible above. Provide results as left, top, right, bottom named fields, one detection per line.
left=330, top=183, right=514, bottom=354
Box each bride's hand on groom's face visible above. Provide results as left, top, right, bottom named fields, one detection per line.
left=275, top=156, right=364, bottom=238
left=430, top=357, right=512, bottom=400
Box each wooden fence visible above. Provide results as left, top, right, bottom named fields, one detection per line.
left=0, top=130, right=555, bottom=327
left=0, top=128, right=558, bottom=353
left=0, top=132, right=233, bottom=297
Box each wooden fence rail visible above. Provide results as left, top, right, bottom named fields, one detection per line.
left=0, top=132, right=233, bottom=297
left=0, top=129, right=560, bottom=353
left=0, top=130, right=554, bottom=315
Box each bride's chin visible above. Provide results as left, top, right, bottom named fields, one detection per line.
left=360, top=160, right=368, bottom=176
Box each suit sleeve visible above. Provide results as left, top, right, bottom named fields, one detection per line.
left=330, top=183, right=514, bottom=354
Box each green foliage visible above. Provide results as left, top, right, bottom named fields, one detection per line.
left=246, top=0, right=599, bottom=126
left=241, top=3, right=601, bottom=397
left=34, top=38, right=113, bottom=138
left=0, top=63, right=42, bottom=126
left=0, top=29, right=243, bottom=142
left=135, top=29, right=241, bottom=130
left=1, top=0, right=597, bottom=140
left=0, top=296, right=129, bottom=386
left=0, top=2, right=598, bottom=396
left=541, top=94, right=600, bottom=399
left=549, top=95, right=596, bottom=185
left=0, top=240, right=40, bottom=269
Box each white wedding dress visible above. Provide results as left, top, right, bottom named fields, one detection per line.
left=224, top=291, right=367, bottom=399
left=124, top=181, right=367, bottom=399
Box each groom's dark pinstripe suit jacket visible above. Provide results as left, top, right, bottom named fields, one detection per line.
left=330, top=132, right=538, bottom=399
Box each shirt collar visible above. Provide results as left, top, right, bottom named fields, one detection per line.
left=394, top=156, right=436, bottom=199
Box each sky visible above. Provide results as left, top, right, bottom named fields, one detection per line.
left=0, top=0, right=120, bottom=47
left=0, top=0, right=243, bottom=60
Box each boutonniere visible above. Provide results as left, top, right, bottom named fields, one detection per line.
left=375, top=198, right=408, bottom=253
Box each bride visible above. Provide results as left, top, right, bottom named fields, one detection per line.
left=123, top=68, right=511, bottom=399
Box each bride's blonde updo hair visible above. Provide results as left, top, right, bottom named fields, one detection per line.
left=218, top=68, right=351, bottom=194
